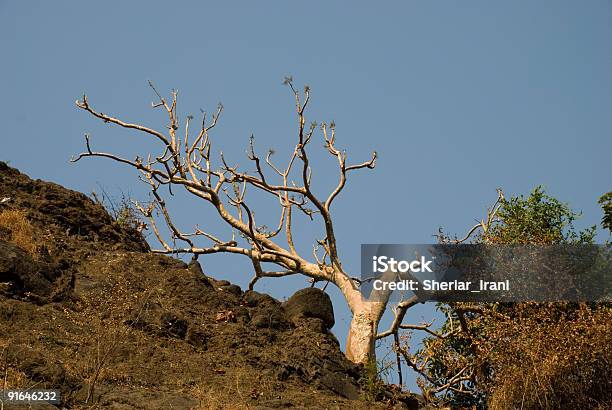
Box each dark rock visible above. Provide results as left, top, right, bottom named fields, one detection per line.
left=98, top=387, right=199, bottom=410
left=50, top=270, right=75, bottom=302
left=186, top=327, right=209, bottom=350
left=243, top=290, right=279, bottom=307
left=10, top=345, right=81, bottom=405
left=256, top=398, right=296, bottom=408
left=219, top=283, right=242, bottom=296
left=159, top=312, right=188, bottom=339
left=282, top=287, right=335, bottom=329
left=276, top=365, right=293, bottom=381
left=233, top=305, right=251, bottom=323
left=187, top=259, right=213, bottom=287
left=0, top=161, right=149, bottom=256
left=251, top=305, right=286, bottom=329
left=294, top=317, right=327, bottom=334
left=0, top=240, right=71, bottom=302
left=159, top=257, right=187, bottom=269
left=164, top=271, right=213, bottom=301
left=319, top=372, right=360, bottom=400
left=188, top=259, right=204, bottom=274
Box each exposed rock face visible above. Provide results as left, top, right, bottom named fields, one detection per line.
left=0, top=240, right=53, bottom=297
left=0, top=163, right=421, bottom=409
left=0, top=239, right=73, bottom=303
left=282, top=287, right=335, bottom=329
left=0, top=161, right=148, bottom=261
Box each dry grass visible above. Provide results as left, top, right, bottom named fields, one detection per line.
left=189, top=366, right=275, bottom=409
left=1, top=367, right=28, bottom=389
left=0, top=209, right=37, bottom=256
left=190, top=382, right=250, bottom=410
left=485, top=304, right=612, bottom=410
left=0, top=342, right=29, bottom=391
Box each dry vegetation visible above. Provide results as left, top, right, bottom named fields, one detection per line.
left=484, top=303, right=612, bottom=409
left=1, top=162, right=421, bottom=409
left=0, top=209, right=37, bottom=257
left=0, top=339, right=29, bottom=390
left=407, top=187, right=612, bottom=408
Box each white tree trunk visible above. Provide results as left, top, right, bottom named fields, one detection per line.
left=345, top=305, right=378, bottom=364
left=334, top=271, right=391, bottom=365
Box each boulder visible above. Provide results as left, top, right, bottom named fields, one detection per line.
left=250, top=305, right=285, bottom=329
left=218, top=283, right=242, bottom=296
left=282, top=287, right=335, bottom=329
left=159, top=312, right=188, bottom=339
left=242, top=290, right=278, bottom=307
left=187, top=259, right=212, bottom=287
left=0, top=240, right=54, bottom=301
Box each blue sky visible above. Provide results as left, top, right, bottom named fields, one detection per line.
left=1, top=1, right=611, bottom=391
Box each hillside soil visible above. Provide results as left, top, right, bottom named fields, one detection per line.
left=0, top=162, right=420, bottom=409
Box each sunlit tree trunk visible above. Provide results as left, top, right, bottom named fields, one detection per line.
left=346, top=304, right=379, bottom=364
left=336, top=274, right=388, bottom=364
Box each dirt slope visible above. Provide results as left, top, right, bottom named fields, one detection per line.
left=0, top=162, right=420, bottom=409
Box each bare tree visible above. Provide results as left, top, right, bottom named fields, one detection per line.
left=72, top=80, right=496, bottom=368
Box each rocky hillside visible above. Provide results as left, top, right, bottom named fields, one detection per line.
left=0, top=162, right=420, bottom=409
